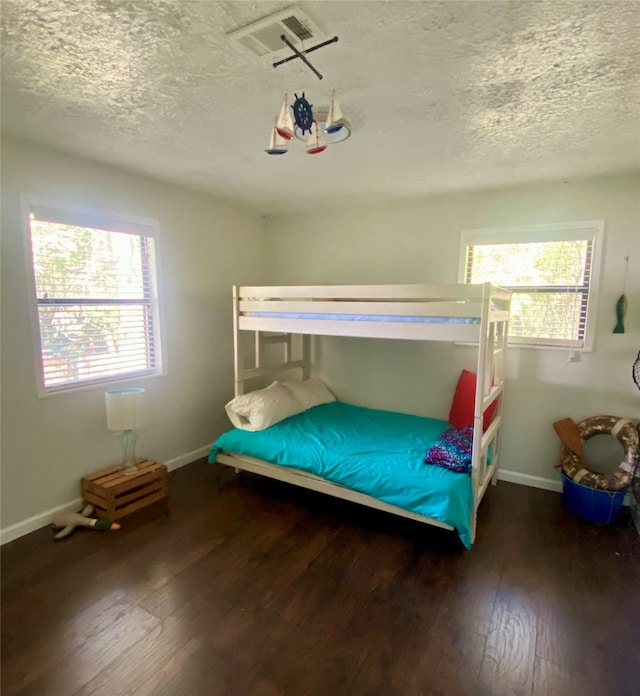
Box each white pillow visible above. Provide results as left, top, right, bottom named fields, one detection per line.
left=225, top=382, right=304, bottom=431
left=280, top=377, right=336, bottom=410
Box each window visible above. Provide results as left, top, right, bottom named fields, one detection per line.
left=23, top=197, right=164, bottom=395
left=460, top=221, right=603, bottom=350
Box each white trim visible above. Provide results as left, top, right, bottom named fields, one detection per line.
left=458, top=220, right=604, bottom=352
left=0, top=445, right=211, bottom=545
left=20, top=195, right=166, bottom=398
left=21, top=194, right=48, bottom=396
left=0, top=498, right=85, bottom=546
left=496, top=468, right=632, bottom=505
left=460, top=220, right=605, bottom=246
left=497, top=468, right=563, bottom=492
left=23, top=195, right=161, bottom=237
left=164, top=444, right=211, bottom=472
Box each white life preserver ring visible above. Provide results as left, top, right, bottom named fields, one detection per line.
left=559, top=415, right=638, bottom=491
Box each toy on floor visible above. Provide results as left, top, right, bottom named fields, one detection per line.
left=52, top=504, right=120, bottom=540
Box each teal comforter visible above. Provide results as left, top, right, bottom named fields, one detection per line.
left=209, top=401, right=473, bottom=547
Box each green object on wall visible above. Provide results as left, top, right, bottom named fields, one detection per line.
left=614, top=256, right=630, bottom=334
left=613, top=294, right=627, bottom=333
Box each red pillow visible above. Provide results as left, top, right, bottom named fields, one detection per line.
left=448, top=369, right=497, bottom=431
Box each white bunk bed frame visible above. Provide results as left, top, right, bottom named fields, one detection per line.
left=215, top=282, right=511, bottom=544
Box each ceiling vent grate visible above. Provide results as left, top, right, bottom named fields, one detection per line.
left=281, top=15, right=313, bottom=41
left=228, top=6, right=327, bottom=61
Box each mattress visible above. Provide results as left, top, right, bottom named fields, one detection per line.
left=244, top=311, right=480, bottom=324
left=210, top=401, right=474, bottom=547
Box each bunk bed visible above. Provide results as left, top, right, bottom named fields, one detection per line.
left=210, top=283, right=511, bottom=547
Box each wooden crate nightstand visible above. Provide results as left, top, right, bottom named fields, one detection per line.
left=81, top=459, right=168, bottom=521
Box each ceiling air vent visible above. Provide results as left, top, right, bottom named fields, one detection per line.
left=228, top=6, right=327, bottom=61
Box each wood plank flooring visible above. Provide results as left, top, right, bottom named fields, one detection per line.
left=2, top=459, right=639, bottom=696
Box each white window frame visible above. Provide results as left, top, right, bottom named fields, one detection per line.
left=22, top=195, right=167, bottom=397
left=459, top=220, right=604, bottom=351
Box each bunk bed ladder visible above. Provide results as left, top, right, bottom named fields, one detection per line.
left=470, top=284, right=489, bottom=542
left=470, top=282, right=510, bottom=543
left=233, top=287, right=312, bottom=396
left=233, top=286, right=243, bottom=396
left=491, top=319, right=508, bottom=485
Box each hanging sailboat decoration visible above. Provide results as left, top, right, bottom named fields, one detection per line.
left=613, top=256, right=629, bottom=333
left=265, top=122, right=288, bottom=155
left=275, top=95, right=295, bottom=140
left=265, top=91, right=352, bottom=154
left=324, top=90, right=349, bottom=134
left=306, top=121, right=327, bottom=154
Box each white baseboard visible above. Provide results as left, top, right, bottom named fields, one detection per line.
left=1, top=456, right=629, bottom=545
left=0, top=444, right=212, bottom=546
left=0, top=498, right=86, bottom=547
left=164, top=445, right=211, bottom=472
left=497, top=468, right=563, bottom=493
left=496, top=468, right=632, bottom=506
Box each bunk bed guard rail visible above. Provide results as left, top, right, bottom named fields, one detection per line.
left=235, top=283, right=511, bottom=343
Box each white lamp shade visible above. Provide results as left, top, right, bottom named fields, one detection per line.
left=106, top=388, right=145, bottom=431
left=295, top=112, right=351, bottom=144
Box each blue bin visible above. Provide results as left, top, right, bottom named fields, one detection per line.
left=561, top=473, right=626, bottom=524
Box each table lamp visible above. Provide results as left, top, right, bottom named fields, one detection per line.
left=105, top=388, right=145, bottom=474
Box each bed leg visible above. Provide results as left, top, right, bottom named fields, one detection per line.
left=470, top=508, right=477, bottom=545
left=234, top=467, right=240, bottom=474
left=491, top=466, right=498, bottom=485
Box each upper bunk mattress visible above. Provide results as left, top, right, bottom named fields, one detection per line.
left=209, top=401, right=474, bottom=548
left=244, top=312, right=480, bottom=324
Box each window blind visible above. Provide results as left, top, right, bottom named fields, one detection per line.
left=27, top=204, right=162, bottom=392
left=460, top=222, right=602, bottom=350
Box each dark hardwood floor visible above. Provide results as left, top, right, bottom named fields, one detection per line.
left=2, top=459, right=639, bottom=696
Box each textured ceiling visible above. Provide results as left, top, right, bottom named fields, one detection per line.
left=2, top=1, right=639, bottom=214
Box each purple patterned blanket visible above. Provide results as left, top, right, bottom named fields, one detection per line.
left=424, top=425, right=474, bottom=473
